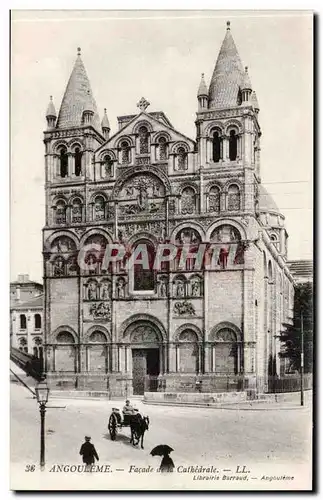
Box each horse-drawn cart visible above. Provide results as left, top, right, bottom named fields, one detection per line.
left=108, top=407, right=150, bottom=448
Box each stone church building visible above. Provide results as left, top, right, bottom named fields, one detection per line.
left=43, top=22, right=294, bottom=396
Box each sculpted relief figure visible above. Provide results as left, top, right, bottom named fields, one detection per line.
left=191, top=280, right=200, bottom=297
left=159, top=280, right=167, bottom=298
left=88, top=281, right=97, bottom=300
left=116, top=279, right=125, bottom=298
left=101, top=281, right=111, bottom=300
left=176, top=280, right=185, bottom=298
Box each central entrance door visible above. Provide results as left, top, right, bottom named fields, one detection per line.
left=132, top=348, right=160, bottom=395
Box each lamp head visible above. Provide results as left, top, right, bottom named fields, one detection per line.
left=35, top=377, right=49, bottom=405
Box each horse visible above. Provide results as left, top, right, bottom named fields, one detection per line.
left=129, top=414, right=150, bottom=449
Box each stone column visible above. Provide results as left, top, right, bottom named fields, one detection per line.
left=204, top=344, right=210, bottom=373
left=168, top=343, right=176, bottom=372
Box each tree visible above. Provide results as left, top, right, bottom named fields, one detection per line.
left=279, top=282, right=313, bottom=373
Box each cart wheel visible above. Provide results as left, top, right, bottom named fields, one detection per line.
left=108, top=414, right=117, bottom=441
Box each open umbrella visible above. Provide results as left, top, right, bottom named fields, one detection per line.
left=150, top=445, right=174, bottom=456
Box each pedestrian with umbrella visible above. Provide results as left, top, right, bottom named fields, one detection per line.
left=151, top=445, right=174, bottom=473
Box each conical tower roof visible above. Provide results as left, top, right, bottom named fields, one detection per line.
left=197, top=73, right=208, bottom=97
left=208, top=21, right=245, bottom=109
left=46, top=95, right=57, bottom=118
left=56, top=48, right=100, bottom=131
left=101, top=108, right=110, bottom=129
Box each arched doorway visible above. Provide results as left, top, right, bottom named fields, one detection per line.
left=124, top=320, right=163, bottom=395
left=55, top=331, right=76, bottom=372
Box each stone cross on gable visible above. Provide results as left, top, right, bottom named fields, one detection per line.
left=137, top=97, right=150, bottom=111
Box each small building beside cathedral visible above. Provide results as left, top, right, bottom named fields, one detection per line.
left=42, top=23, right=294, bottom=396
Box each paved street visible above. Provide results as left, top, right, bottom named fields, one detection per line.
left=10, top=379, right=312, bottom=490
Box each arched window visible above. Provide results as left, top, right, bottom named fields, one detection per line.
left=177, top=330, right=199, bottom=373
left=181, top=187, right=196, bottom=214
left=121, top=141, right=131, bottom=164
left=227, top=185, right=241, bottom=211
left=74, top=147, right=82, bottom=176
left=229, top=130, right=238, bottom=161
left=59, top=147, right=68, bottom=178
left=20, top=314, right=26, bottom=330
left=177, top=147, right=188, bottom=170
left=139, top=126, right=149, bottom=154
left=55, top=200, right=67, bottom=224
left=103, top=155, right=113, bottom=177
left=208, top=186, right=220, bottom=212
left=71, top=198, right=82, bottom=223
left=94, top=196, right=105, bottom=221
left=158, top=137, right=167, bottom=160
left=133, top=241, right=156, bottom=292
left=34, top=314, right=41, bottom=329
left=212, top=131, right=222, bottom=162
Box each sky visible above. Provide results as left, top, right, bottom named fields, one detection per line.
left=10, top=10, right=313, bottom=283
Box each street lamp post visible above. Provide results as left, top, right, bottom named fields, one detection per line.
left=35, top=377, right=50, bottom=470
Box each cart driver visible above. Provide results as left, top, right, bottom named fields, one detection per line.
left=122, top=400, right=135, bottom=424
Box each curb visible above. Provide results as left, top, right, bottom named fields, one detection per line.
left=142, top=400, right=310, bottom=410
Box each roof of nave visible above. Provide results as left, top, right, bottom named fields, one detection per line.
left=258, top=184, right=280, bottom=213
left=208, top=22, right=248, bottom=109
left=287, top=260, right=313, bottom=279
left=56, top=48, right=101, bottom=132
left=12, top=294, right=44, bottom=311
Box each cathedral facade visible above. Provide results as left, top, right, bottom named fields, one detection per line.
left=43, top=23, right=294, bottom=396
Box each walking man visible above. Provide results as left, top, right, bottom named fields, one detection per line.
left=79, top=436, right=99, bottom=472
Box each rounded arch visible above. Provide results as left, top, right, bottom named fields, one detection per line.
left=52, top=140, right=69, bottom=154
left=209, top=322, right=242, bottom=342
left=51, top=195, right=69, bottom=206
left=115, top=135, right=134, bottom=149
left=120, top=314, right=167, bottom=343
left=89, top=191, right=109, bottom=204
left=132, top=120, right=153, bottom=135
left=88, top=330, right=110, bottom=343
left=79, top=228, right=113, bottom=247
left=204, top=121, right=225, bottom=136
left=44, top=231, right=79, bottom=253
left=170, top=222, right=205, bottom=244
left=205, top=181, right=223, bottom=194
left=206, top=219, right=247, bottom=242
left=153, top=131, right=172, bottom=143
left=126, top=232, right=159, bottom=248
left=52, top=325, right=78, bottom=341
left=172, top=273, right=188, bottom=283
left=225, top=120, right=243, bottom=135
left=171, top=141, right=190, bottom=154
left=223, top=179, right=243, bottom=193
left=112, top=168, right=171, bottom=198
left=180, top=184, right=198, bottom=196
left=54, top=330, right=77, bottom=344
left=98, top=149, right=117, bottom=162
left=69, top=194, right=84, bottom=206
left=69, top=140, right=85, bottom=152
left=174, top=323, right=202, bottom=342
